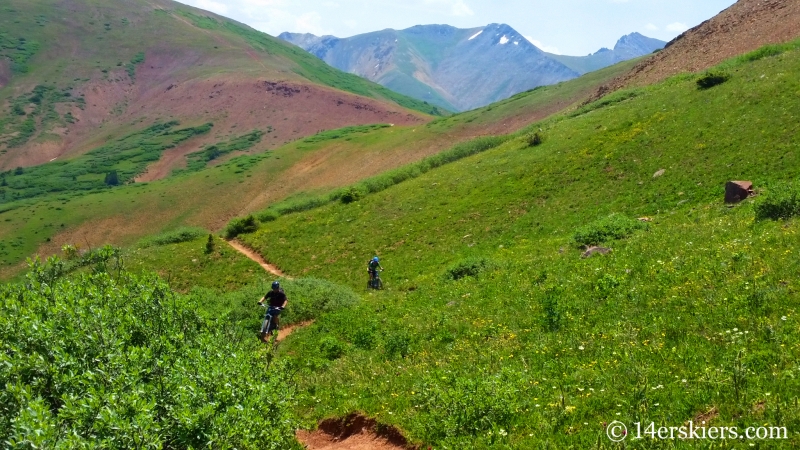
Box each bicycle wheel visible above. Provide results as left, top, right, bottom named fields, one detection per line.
left=260, top=313, right=272, bottom=338
left=375, top=277, right=383, bottom=290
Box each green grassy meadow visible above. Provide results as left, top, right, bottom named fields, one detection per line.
left=4, top=5, right=800, bottom=446
left=223, top=43, right=800, bottom=447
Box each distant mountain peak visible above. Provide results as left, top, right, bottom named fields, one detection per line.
left=279, top=24, right=663, bottom=111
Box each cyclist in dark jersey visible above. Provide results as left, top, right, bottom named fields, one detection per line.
left=258, top=281, right=288, bottom=330
left=367, top=256, right=383, bottom=284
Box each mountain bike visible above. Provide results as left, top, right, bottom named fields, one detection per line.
left=367, top=269, right=383, bottom=290
left=259, top=304, right=283, bottom=340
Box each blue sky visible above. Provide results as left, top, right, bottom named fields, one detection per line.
left=176, top=0, right=736, bottom=55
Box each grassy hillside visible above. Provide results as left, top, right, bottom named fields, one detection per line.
left=0, top=55, right=637, bottom=276
left=227, top=43, right=800, bottom=447
left=0, top=0, right=440, bottom=173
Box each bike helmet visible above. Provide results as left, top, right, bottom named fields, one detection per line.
left=372, top=257, right=379, bottom=262
left=272, top=281, right=280, bottom=289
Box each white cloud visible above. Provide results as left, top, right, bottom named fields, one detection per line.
left=525, top=36, right=561, bottom=54
left=645, top=23, right=658, bottom=31
left=344, top=19, right=357, bottom=29
left=451, top=1, right=474, bottom=16
left=190, top=0, right=229, bottom=14
left=293, top=11, right=326, bottom=35
left=666, top=22, right=689, bottom=32
left=421, top=0, right=474, bottom=17
left=239, top=0, right=287, bottom=6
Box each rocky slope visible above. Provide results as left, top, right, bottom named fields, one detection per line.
left=589, top=0, right=800, bottom=100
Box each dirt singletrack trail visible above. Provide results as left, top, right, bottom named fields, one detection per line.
left=226, top=242, right=411, bottom=448
left=296, top=414, right=415, bottom=450
left=226, top=239, right=289, bottom=278
left=275, top=321, right=312, bottom=342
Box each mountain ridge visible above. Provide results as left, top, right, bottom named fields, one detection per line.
left=547, top=32, right=666, bottom=74
left=280, top=25, right=664, bottom=111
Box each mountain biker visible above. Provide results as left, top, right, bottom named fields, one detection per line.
left=258, top=281, right=288, bottom=334
left=367, top=256, right=383, bottom=285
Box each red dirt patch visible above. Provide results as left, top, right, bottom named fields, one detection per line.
left=589, top=0, right=800, bottom=101
left=296, top=414, right=418, bottom=450
left=276, top=320, right=312, bottom=342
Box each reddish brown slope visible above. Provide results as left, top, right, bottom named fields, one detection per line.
left=590, top=0, right=800, bottom=99
left=0, top=0, right=430, bottom=171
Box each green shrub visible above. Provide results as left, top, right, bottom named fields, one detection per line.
left=137, top=227, right=208, bottom=248
left=754, top=180, right=800, bottom=220
left=416, top=373, right=521, bottom=442
left=278, top=278, right=359, bottom=324
left=104, top=170, right=119, bottom=186
left=319, top=336, right=347, bottom=360
left=540, top=287, right=563, bottom=332
left=697, top=70, right=731, bottom=89
left=572, top=213, right=647, bottom=247
left=0, top=259, right=300, bottom=448
left=225, top=215, right=258, bottom=239
left=526, top=132, right=543, bottom=147
left=445, top=257, right=496, bottom=280
left=340, top=186, right=364, bottom=204
left=352, top=326, right=376, bottom=350
left=204, top=234, right=215, bottom=254
left=384, top=331, right=411, bottom=359
left=256, top=209, right=279, bottom=222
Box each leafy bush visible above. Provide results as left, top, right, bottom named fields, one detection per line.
left=319, top=336, right=347, bottom=360
left=754, top=180, right=800, bottom=220
left=225, top=215, right=258, bottom=239
left=204, top=234, right=215, bottom=254
left=696, top=70, right=731, bottom=89
left=0, top=259, right=300, bottom=449
left=256, top=209, right=280, bottom=222
left=445, top=257, right=497, bottom=280
left=416, top=372, right=521, bottom=443
left=340, top=186, right=364, bottom=204
left=104, top=170, right=119, bottom=186
left=525, top=132, right=543, bottom=147
left=279, top=278, right=359, bottom=324
left=540, top=286, right=563, bottom=331
left=572, top=213, right=647, bottom=247
left=384, top=331, right=412, bottom=359
left=137, top=227, right=208, bottom=248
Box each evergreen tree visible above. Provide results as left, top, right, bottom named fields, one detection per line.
left=104, top=170, right=119, bottom=186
